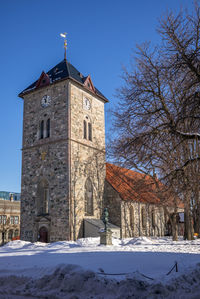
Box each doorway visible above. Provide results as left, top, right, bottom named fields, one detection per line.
left=39, top=226, right=48, bottom=243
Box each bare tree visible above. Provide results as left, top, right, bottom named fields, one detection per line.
left=111, top=3, right=200, bottom=239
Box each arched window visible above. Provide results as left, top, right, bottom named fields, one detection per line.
left=85, top=178, right=93, bottom=216
left=130, top=206, right=134, bottom=230
left=37, top=179, right=49, bottom=215
left=83, top=120, right=87, bottom=139
left=40, top=120, right=44, bottom=139
left=46, top=119, right=50, bottom=138
left=88, top=122, right=92, bottom=141
left=141, top=207, right=146, bottom=229
left=83, top=116, right=92, bottom=141
left=151, top=209, right=156, bottom=228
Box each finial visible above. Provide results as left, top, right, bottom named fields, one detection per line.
left=60, top=32, right=67, bottom=60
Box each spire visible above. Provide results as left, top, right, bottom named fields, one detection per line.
left=60, top=32, right=67, bottom=60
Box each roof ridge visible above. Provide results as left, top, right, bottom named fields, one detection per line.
left=106, top=162, right=145, bottom=177
left=65, top=59, right=71, bottom=78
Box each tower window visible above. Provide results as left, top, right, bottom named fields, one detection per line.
left=46, top=119, right=50, bottom=138
left=83, top=116, right=92, bottom=141
left=40, top=120, right=44, bottom=139
left=39, top=117, right=51, bottom=140
left=83, top=120, right=87, bottom=139
left=37, top=179, right=49, bottom=215
left=88, top=123, right=92, bottom=141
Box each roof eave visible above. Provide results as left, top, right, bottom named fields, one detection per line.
left=18, top=76, right=109, bottom=103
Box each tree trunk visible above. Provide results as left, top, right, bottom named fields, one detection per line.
left=197, top=204, right=200, bottom=238
left=2, top=231, right=5, bottom=245
left=184, top=198, right=194, bottom=240
left=195, top=189, right=200, bottom=237
left=170, top=213, right=178, bottom=241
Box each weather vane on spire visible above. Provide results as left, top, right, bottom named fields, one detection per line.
left=60, top=32, right=67, bottom=60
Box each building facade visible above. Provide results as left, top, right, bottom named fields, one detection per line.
left=105, top=163, right=183, bottom=238
left=19, top=59, right=107, bottom=242
left=0, top=193, right=20, bottom=244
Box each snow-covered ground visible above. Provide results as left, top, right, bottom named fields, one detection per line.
left=0, top=237, right=200, bottom=298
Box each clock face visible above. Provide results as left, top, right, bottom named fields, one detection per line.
left=41, top=95, right=51, bottom=108
left=83, top=97, right=91, bottom=110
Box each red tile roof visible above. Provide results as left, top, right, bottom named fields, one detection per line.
left=106, top=163, right=182, bottom=207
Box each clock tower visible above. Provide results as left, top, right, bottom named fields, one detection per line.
left=19, top=58, right=108, bottom=242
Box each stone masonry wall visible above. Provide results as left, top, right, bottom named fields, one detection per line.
left=21, top=78, right=107, bottom=242
left=104, top=181, right=166, bottom=238
left=120, top=201, right=165, bottom=238
left=103, top=181, right=121, bottom=230
left=70, top=82, right=106, bottom=239
left=21, top=81, right=70, bottom=242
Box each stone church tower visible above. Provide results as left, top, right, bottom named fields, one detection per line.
left=19, top=57, right=108, bottom=242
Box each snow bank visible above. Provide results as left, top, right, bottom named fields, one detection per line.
left=1, top=263, right=200, bottom=298
left=0, top=237, right=200, bottom=298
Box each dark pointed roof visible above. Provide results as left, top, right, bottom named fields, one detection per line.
left=19, top=59, right=108, bottom=102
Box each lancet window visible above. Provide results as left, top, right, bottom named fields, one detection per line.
left=39, top=118, right=51, bottom=139
left=83, top=116, right=92, bottom=141
left=37, top=179, right=49, bottom=215
left=84, top=178, right=93, bottom=216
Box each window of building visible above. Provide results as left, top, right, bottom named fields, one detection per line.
left=46, top=118, right=50, bottom=138
left=83, top=116, right=92, bottom=141
left=151, top=209, right=156, bottom=228
left=14, top=216, right=19, bottom=224
left=88, top=122, right=92, bottom=141
left=141, top=207, right=146, bottom=229
left=40, top=120, right=44, bottom=139
left=10, top=216, right=19, bottom=224
left=0, top=215, right=7, bottom=225
left=39, top=117, right=51, bottom=140
left=84, top=178, right=93, bottom=216
left=130, top=206, right=134, bottom=230
left=37, top=179, right=49, bottom=215
left=83, top=120, right=87, bottom=139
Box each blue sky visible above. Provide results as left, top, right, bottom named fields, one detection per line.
left=0, top=0, right=193, bottom=192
